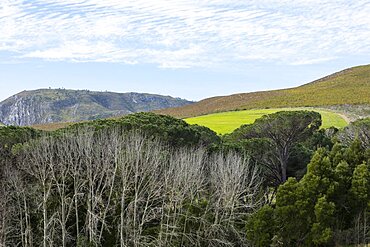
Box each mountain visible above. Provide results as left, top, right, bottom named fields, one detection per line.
left=0, top=89, right=193, bottom=126
left=157, top=65, right=370, bottom=118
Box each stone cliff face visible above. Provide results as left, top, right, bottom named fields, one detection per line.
left=0, top=89, right=193, bottom=126
left=1, top=95, right=54, bottom=126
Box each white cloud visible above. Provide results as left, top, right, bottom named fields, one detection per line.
left=0, top=0, right=369, bottom=68
left=290, top=57, right=338, bottom=66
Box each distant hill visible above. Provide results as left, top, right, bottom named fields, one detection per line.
left=157, top=65, right=370, bottom=118
left=0, top=89, right=193, bottom=126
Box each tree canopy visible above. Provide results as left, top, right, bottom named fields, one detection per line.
left=247, top=118, right=370, bottom=246
left=226, top=111, right=322, bottom=185
left=64, top=112, right=220, bottom=148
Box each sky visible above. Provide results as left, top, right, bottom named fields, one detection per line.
left=0, top=0, right=370, bottom=102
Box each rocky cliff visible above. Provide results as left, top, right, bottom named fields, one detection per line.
left=0, top=89, right=193, bottom=126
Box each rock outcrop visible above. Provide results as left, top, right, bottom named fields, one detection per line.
left=0, top=89, right=193, bottom=126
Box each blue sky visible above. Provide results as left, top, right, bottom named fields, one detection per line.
left=0, top=0, right=370, bottom=101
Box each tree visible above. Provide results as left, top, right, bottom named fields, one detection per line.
left=228, top=111, right=322, bottom=184
left=350, top=163, right=370, bottom=245
left=0, top=126, right=40, bottom=247
left=246, top=205, right=276, bottom=247
left=3, top=125, right=264, bottom=246
left=338, top=118, right=370, bottom=149
left=247, top=135, right=370, bottom=246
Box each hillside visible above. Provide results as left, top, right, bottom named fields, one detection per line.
left=0, top=89, right=193, bottom=126
left=157, top=65, right=370, bottom=118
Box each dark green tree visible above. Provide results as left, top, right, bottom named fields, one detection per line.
left=228, top=111, right=322, bottom=185
left=247, top=135, right=370, bottom=246
left=246, top=205, right=276, bottom=247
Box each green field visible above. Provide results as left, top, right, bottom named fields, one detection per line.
left=185, top=108, right=348, bottom=134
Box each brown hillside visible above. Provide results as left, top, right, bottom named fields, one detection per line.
left=156, top=65, right=370, bottom=118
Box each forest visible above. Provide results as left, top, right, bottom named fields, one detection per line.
left=0, top=111, right=369, bottom=247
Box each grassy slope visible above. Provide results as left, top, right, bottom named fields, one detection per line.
left=157, top=65, right=370, bottom=118
left=185, top=108, right=348, bottom=134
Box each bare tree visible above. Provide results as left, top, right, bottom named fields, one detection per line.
left=337, top=119, right=370, bottom=149
left=20, top=137, right=56, bottom=247
left=117, top=131, right=165, bottom=246
left=2, top=127, right=266, bottom=246
left=5, top=164, right=33, bottom=247
left=208, top=152, right=264, bottom=246
left=165, top=147, right=207, bottom=246
left=49, top=133, right=78, bottom=247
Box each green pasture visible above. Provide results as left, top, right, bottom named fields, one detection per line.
left=185, top=108, right=348, bottom=134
